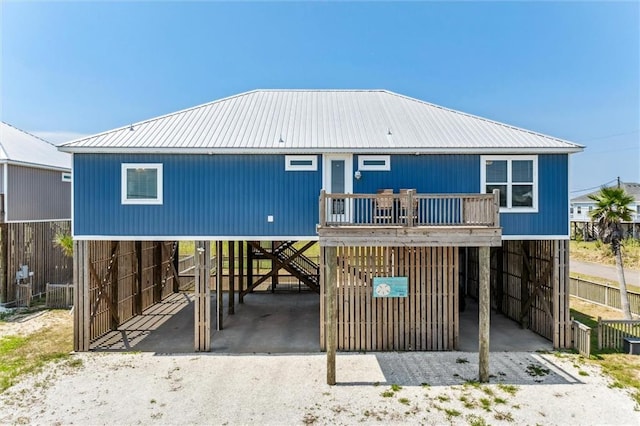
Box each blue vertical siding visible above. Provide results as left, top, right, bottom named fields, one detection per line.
left=499, top=154, right=569, bottom=236
left=74, top=154, right=321, bottom=237
left=73, top=153, right=569, bottom=238
left=354, top=155, right=480, bottom=194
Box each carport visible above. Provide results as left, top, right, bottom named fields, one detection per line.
left=89, top=291, right=551, bottom=353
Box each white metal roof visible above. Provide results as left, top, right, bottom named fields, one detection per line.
left=0, top=122, right=71, bottom=170
left=59, top=90, right=583, bottom=154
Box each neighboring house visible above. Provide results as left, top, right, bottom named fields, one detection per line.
left=570, top=182, right=640, bottom=240
left=0, top=122, right=71, bottom=222
left=0, top=122, right=73, bottom=304
left=60, top=90, right=583, bottom=377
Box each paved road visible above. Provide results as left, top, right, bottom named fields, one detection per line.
left=570, top=259, right=640, bottom=287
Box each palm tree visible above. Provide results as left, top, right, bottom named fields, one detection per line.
left=589, top=186, right=634, bottom=319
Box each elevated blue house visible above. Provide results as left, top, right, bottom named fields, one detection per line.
left=61, top=90, right=582, bottom=382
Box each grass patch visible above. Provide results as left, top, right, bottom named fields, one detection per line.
left=390, top=384, right=402, bottom=392
left=0, top=317, right=73, bottom=392
left=436, top=394, right=450, bottom=402
left=466, top=414, right=488, bottom=426
left=444, top=408, right=461, bottom=418
left=494, top=410, right=514, bottom=422
left=570, top=239, right=640, bottom=271
left=381, top=390, right=395, bottom=398
left=497, top=384, right=519, bottom=396
left=494, top=396, right=507, bottom=404
left=479, top=397, right=491, bottom=411
left=398, top=397, right=410, bottom=405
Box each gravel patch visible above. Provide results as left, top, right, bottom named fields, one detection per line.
left=0, top=351, right=638, bottom=425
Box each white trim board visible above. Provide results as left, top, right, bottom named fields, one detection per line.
left=501, top=235, right=570, bottom=240
left=72, top=235, right=321, bottom=241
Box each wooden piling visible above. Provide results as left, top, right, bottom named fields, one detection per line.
left=194, top=240, right=211, bottom=351
left=73, top=240, right=91, bottom=352
left=216, top=241, right=224, bottom=330
left=238, top=241, right=244, bottom=304
left=229, top=241, right=235, bottom=314
left=325, top=246, right=337, bottom=385
left=479, top=246, right=490, bottom=383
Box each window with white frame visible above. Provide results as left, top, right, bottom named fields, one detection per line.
left=481, top=156, right=537, bottom=211
left=121, top=163, right=163, bottom=205
left=285, top=155, right=317, bottom=171
left=61, top=172, right=72, bottom=182
left=358, top=155, right=390, bottom=171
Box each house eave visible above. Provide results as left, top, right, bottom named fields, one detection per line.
left=58, top=146, right=584, bottom=155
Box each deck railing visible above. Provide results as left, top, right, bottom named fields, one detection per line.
left=319, top=189, right=500, bottom=228
left=571, top=318, right=592, bottom=357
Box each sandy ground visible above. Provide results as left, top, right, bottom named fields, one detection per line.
left=0, top=309, right=72, bottom=338
left=1, top=310, right=639, bottom=425
left=0, top=350, right=638, bottom=425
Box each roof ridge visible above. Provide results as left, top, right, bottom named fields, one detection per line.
left=381, top=91, right=584, bottom=149
left=1, top=121, right=57, bottom=146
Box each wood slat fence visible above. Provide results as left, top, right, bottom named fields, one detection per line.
left=597, top=317, right=640, bottom=351
left=321, top=246, right=459, bottom=351
left=1, top=221, right=73, bottom=305
left=570, top=277, right=640, bottom=316
left=88, top=241, right=178, bottom=341
left=46, top=283, right=74, bottom=308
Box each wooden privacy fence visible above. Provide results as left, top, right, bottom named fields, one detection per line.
left=0, top=220, right=73, bottom=305
left=571, top=319, right=591, bottom=357
left=598, top=318, right=640, bottom=351
left=467, top=240, right=570, bottom=348
left=570, top=277, right=640, bottom=316
left=321, top=246, right=459, bottom=352
left=83, top=241, right=179, bottom=341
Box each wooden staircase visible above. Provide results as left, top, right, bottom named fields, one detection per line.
left=248, top=241, right=320, bottom=293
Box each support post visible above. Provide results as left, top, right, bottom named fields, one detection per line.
left=134, top=241, right=143, bottom=315
left=239, top=241, right=244, bottom=304
left=520, top=241, right=530, bottom=329
left=271, top=241, right=278, bottom=293
left=216, top=241, right=224, bottom=330
left=495, top=245, right=504, bottom=314
left=110, top=241, right=119, bottom=330
left=246, top=242, right=253, bottom=299
left=229, top=241, right=235, bottom=314
left=173, top=242, right=180, bottom=292
left=325, top=246, right=337, bottom=385
left=478, top=246, right=491, bottom=383
left=73, top=240, right=91, bottom=352
left=194, top=240, right=211, bottom=351
left=154, top=242, right=162, bottom=303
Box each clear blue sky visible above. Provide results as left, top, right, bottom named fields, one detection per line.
left=1, top=1, right=638, bottom=193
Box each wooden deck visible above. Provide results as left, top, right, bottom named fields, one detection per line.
left=317, top=190, right=502, bottom=247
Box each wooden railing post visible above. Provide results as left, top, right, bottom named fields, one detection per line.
left=597, top=316, right=602, bottom=350
left=492, top=189, right=500, bottom=227
left=408, top=190, right=415, bottom=227
left=319, top=190, right=326, bottom=227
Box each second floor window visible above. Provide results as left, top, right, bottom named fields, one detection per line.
left=481, top=156, right=537, bottom=212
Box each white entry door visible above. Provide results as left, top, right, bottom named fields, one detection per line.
left=323, top=154, right=353, bottom=223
